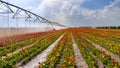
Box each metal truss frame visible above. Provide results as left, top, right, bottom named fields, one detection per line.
left=0, top=0, right=66, bottom=28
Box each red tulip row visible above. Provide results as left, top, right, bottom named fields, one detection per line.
left=0, top=30, right=65, bottom=68
left=0, top=31, right=57, bottom=47
left=0, top=32, right=54, bottom=56
left=40, top=32, right=75, bottom=68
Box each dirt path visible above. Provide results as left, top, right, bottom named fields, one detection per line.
left=81, top=36, right=120, bottom=64
left=18, top=34, right=65, bottom=68
left=71, top=33, right=88, bottom=68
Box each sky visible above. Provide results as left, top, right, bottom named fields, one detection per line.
left=2, top=0, right=120, bottom=27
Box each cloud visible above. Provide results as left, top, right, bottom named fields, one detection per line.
left=34, top=1, right=84, bottom=18
left=4, top=0, right=120, bottom=27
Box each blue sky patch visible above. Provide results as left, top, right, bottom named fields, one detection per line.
left=81, top=0, right=115, bottom=10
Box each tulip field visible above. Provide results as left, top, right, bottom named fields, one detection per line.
left=40, top=32, right=75, bottom=68
left=0, top=28, right=120, bottom=68
left=72, top=28, right=120, bottom=68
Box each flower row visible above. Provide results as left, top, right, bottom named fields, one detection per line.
left=79, top=28, right=120, bottom=56
left=0, top=30, right=60, bottom=47
left=0, top=32, right=53, bottom=56
left=1, top=30, right=65, bottom=68
left=40, top=32, right=75, bottom=68
left=72, top=29, right=120, bottom=67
